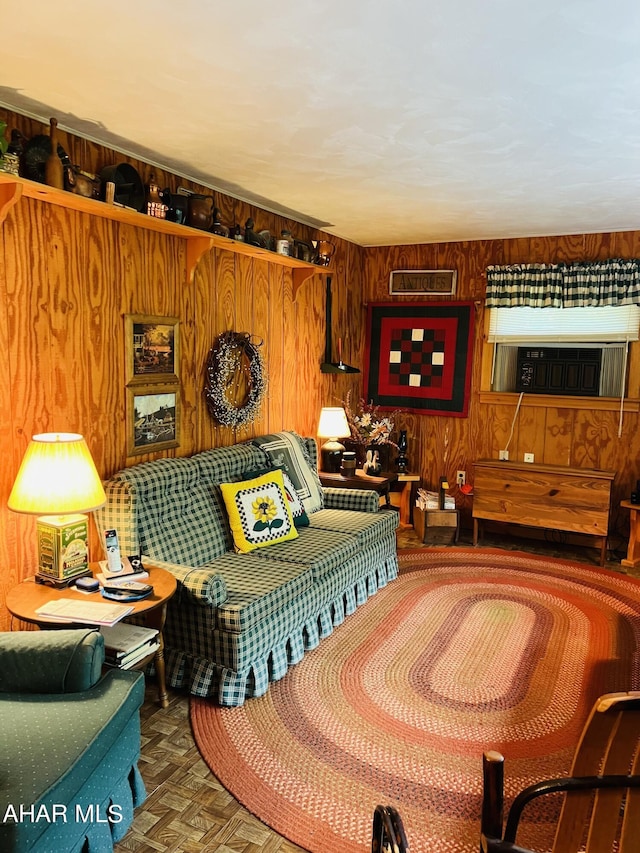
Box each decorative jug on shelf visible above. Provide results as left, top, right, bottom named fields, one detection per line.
left=187, top=194, right=215, bottom=230
left=313, top=240, right=336, bottom=266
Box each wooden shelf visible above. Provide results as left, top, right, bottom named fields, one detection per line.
left=0, top=173, right=323, bottom=294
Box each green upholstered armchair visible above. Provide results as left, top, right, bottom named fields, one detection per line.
left=0, top=629, right=146, bottom=853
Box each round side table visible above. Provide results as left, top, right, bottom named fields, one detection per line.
left=6, top=563, right=177, bottom=708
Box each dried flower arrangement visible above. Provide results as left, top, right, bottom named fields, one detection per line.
left=343, top=391, right=400, bottom=449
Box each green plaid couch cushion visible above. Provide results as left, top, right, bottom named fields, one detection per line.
left=210, top=532, right=399, bottom=674
left=248, top=526, right=359, bottom=581
left=210, top=553, right=313, bottom=633
left=308, top=508, right=398, bottom=545
left=96, top=444, right=270, bottom=565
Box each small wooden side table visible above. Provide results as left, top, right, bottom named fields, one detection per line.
left=621, top=500, right=640, bottom=569
left=391, top=472, right=421, bottom=527
left=6, top=563, right=177, bottom=708
left=319, top=469, right=398, bottom=507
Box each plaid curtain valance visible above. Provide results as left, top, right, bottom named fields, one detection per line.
left=486, top=259, right=640, bottom=308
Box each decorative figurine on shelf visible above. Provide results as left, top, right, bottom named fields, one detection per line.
left=0, top=121, right=8, bottom=171
left=1, top=129, right=25, bottom=175
left=211, top=207, right=229, bottom=237
left=244, top=217, right=259, bottom=246
left=395, top=429, right=409, bottom=473
left=145, top=173, right=168, bottom=219
left=65, top=164, right=101, bottom=198
left=45, top=117, right=64, bottom=189
left=363, top=449, right=382, bottom=476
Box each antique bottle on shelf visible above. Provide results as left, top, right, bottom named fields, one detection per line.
left=230, top=224, right=244, bottom=241
left=244, top=218, right=260, bottom=246
left=276, top=229, right=294, bottom=256
left=45, top=117, right=64, bottom=189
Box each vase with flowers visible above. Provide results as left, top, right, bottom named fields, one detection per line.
left=342, top=392, right=400, bottom=471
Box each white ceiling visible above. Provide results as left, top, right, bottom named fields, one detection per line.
left=2, top=0, right=640, bottom=246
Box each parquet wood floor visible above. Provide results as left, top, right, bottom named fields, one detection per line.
left=115, top=527, right=632, bottom=851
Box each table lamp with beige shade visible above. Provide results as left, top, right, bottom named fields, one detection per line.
left=8, top=432, right=106, bottom=586
left=317, top=406, right=351, bottom=473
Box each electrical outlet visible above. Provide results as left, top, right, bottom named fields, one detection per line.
left=456, top=470, right=466, bottom=486
left=524, top=452, right=535, bottom=463
left=499, top=450, right=509, bottom=460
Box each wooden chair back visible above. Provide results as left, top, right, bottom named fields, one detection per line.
left=481, top=692, right=640, bottom=853
left=555, top=692, right=640, bottom=852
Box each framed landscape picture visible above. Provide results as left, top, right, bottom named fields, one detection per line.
left=389, top=270, right=457, bottom=296
left=126, top=384, right=180, bottom=455
left=125, top=314, right=179, bottom=385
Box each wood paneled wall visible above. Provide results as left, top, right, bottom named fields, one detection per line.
left=1, top=107, right=639, bottom=628
left=0, top=109, right=363, bottom=629
left=364, top=236, right=640, bottom=548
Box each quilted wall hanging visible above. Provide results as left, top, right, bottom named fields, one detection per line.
left=364, top=301, right=475, bottom=417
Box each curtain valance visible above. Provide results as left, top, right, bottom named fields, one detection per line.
left=486, top=258, right=640, bottom=308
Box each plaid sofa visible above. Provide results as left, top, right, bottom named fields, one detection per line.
left=95, top=434, right=398, bottom=706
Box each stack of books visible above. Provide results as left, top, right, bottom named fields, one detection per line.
left=415, top=488, right=455, bottom=511
left=100, top=623, right=159, bottom=669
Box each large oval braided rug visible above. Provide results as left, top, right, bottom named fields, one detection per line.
left=190, top=548, right=640, bottom=853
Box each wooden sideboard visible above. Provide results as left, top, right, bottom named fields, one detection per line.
left=472, top=459, right=615, bottom=565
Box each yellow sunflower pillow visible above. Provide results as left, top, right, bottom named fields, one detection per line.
left=220, top=470, right=298, bottom=553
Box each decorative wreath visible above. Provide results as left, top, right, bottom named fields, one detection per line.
left=205, top=331, right=267, bottom=427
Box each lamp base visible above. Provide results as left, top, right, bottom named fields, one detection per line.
left=35, top=568, right=92, bottom=588
left=320, top=439, right=345, bottom=474
left=36, top=513, right=91, bottom=586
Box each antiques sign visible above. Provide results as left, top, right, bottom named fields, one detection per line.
left=389, top=269, right=457, bottom=296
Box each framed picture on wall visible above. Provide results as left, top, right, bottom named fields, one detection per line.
left=125, top=314, right=179, bottom=385
left=364, top=301, right=475, bottom=417
left=126, top=385, right=180, bottom=455
left=389, top=270, right=457, bottom=296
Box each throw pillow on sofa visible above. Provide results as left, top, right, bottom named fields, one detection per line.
left=252, top=431, right=324, bottom=513
left=281, top=469, right=310, bottom=527
left=238, top=466, right=309, bottom=528
left=221, top=470, right=298, bottom=553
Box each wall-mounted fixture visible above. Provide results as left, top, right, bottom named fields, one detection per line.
left=320, top=276, right=359, bottom=374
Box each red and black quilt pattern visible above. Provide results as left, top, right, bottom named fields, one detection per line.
left=364, top=301, right=474, bottom=417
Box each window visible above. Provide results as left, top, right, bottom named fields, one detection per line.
left=487, top=305, right=640, bottom=397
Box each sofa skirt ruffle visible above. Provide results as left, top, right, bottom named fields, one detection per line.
left=167, top=548, right=398, bottom=706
